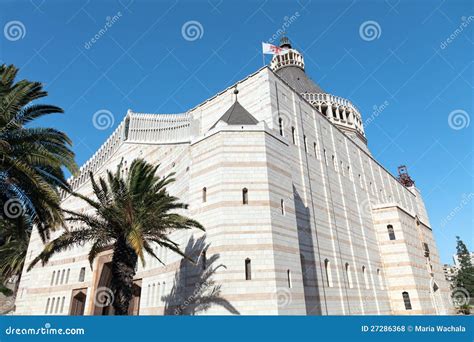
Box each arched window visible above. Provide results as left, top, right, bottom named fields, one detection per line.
left=300, top=254, right=306, bottom=285
left=362, top=266, right=369, bottom=289
left=202, top=187, right=207, bottom=203
left=50, top=298, right=55, bottom=314
left=55, top=271, right=61, bottom=285
left=313, top=142, right=318, bottom=159
left=60, top=269, right=65, bottom=284
left=291, top=127, right=296, bottom=144
left=60, top=297, right=65, bottom=313
left=402, top=291, right=412, bottom=310
left=245, top=258, right=251, bottom=280
left=66, top=269, right=70, bottom=284
left=242, top=188, right=248, bottom=205
left=287, top=269, right=292, bottom=288
left=377, top=269, right=384, bottom=290
left=280, top=199, right=285, bottom=215
left=79, top=267, right=86, bottom=282
left=345, top=263, right=353, bottom=288
left=278, top=117, right=283, bottom=136
left=303, top=135, right=307, bottom=152
left=387, top=225, right=396, bottom=240
left=45, top=298, right=50, bottom=314
left=51, top=271, right=55, bottom=286
left=324, top=259, right=333, bottom=287
left=202, top=250, right=207, bottom=270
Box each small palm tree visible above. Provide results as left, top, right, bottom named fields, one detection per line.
left=0, top=64, right=77, bottom=241
left=28, top=158, right=204, bottom=315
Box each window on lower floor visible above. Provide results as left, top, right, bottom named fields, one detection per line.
left=362, top=266, right=369, bottom=289
left=387, top=225, right=396, bottom=240
left=402, top=291, right=412, bottom=310
left=287, top=269, right=292, bottom=288
left=79, top=267, right=86, bottom=282
left=324, top=259, right=333, bottom=287
left=242, top=188, right=248, bottom=205
left=245, top=258, right=251, bottom=280
left=345, top=263, right=353, bottom=288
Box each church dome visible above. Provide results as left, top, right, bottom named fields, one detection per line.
left=270, top=36, right=367, bottom=147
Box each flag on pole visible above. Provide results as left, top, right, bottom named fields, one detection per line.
left=262, top=42, right=289, bottom=55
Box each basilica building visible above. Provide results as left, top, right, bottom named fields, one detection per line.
left=16, top=37, right=452, bottom=315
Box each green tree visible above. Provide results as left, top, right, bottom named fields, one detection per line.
left=0, top=64, right=77, bottom=241
left=28, top=159, right=204, bottom=315
left=452, top=236, right=474, bottom=312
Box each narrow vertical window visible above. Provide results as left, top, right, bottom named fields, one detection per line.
left=79, top=267, right=86, bottom=282
left=345, top=263, right=353, bottom=288
left=362, top=266, right=369, bottom=289
left=287, top=269, right=292, bottom=288
left=402, top=291, right=412, bottom=310
left=202, top=250, right=207, bottom=270
left=50, top=298, right=55, bottom=314
left=242, top=188, right=248, bottom=205
left=202, top=187, right=207, bottom=203
left=332, top=155, right=336, bottom=169
left=313, top=142, right=318, bottom=159
left=60, top=297, right=65, bottom=313
left=60, top=269, right=65, bottom=284
left=291, top=127, right=296, bottom=144
left=50, top=271, right=55, bottom=286
left=323, top=149, right=327, bottom=165
left=377, top=269, right=384, bottom=290
left=66, top=269, right=70, bottom=284
left=303, top=135, right=307, bottom=152
left=45, top=298, right=50, bottom=314
left=280, top=199, right=285, bottom=215
left=300, top=254, right=306, bottom=286
left=55, top=271, right=61, bottom=285
left=278, top=117, right=283, bottom=136
left=245, top=258, right=251, bottom=280
left=324, top=259, right=333, bottom=287
left=387, top=225, right=396, bottom=240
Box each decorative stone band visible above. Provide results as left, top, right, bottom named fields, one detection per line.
left=301, top=92, right=365, bottom=137
left=61, top=111, right=191, bottom=197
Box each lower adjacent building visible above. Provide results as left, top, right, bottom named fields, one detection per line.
left=15, top=37, right=453, bottom=315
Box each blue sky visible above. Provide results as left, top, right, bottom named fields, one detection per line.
left=1, top=0, right=472, bottom=263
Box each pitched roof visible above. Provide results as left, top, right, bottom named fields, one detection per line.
left=210, top=100, right=258, bottom=129
left=275, top=65, right=325, bottom=94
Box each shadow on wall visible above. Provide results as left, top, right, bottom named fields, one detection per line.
left=163, top=235, right=240, bottom=315
left=294, top=185, right=323, bottom=315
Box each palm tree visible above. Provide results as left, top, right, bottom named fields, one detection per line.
left=0, top=216, right=30, bottom=304
left=0, top=64, right=77, bottom=241
left=28, top=159, right=205, bottom=315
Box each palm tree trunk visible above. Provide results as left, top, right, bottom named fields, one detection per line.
left=110, top=237, right=138, bottom=315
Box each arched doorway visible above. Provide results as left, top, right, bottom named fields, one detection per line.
left=69, top=289, right=87, bottom=315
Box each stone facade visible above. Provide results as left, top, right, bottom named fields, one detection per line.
left=15, top=40, right=453, bottom=316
